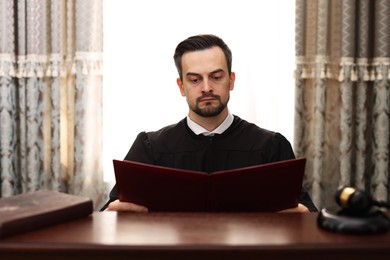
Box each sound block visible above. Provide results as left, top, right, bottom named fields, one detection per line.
left=317, top=207, right=390, bottom=234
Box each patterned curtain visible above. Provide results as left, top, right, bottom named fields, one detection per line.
left=0, top=0, right=104, bottom=209
left=295, top=0, right=390, bottom=209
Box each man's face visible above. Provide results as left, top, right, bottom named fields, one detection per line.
left=177, top=46, right=235, bottom=118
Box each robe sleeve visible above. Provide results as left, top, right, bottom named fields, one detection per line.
left=100, top=132, right=154, bottom=211
left=271, top=133, right=318, bottom=212
left=123, top=132, right=155, bottom=163
left=269, top=133, right=296, bottom=161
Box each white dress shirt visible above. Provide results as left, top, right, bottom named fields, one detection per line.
left=186, top=111, right=234, bottom=136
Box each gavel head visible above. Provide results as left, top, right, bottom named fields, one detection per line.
left=335, top=186, right=373, bottom=214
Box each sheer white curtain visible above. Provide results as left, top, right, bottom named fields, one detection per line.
left=0, top=0, right=104, bottom=208
left=103, top=0, right=295, bottom=183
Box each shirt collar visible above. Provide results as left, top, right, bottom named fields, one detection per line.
left=186, top=111, right=234, bottom=136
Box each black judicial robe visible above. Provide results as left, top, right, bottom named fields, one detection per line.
left=101, top=116, right=317, bottom=211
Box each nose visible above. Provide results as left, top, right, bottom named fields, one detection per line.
left=201, top=79, right=213, bottom=93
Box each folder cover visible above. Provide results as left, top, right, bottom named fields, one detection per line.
left=0, top=190, right=93, bottom=238
left=113, top=158, right=306, bottom=212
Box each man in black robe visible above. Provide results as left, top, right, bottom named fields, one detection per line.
left=102, top=34, right=317, bottom=212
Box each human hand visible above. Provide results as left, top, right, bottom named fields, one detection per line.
left=106, top=199, right=149, bottom=212
left=277, top=203, right=309, bottom=213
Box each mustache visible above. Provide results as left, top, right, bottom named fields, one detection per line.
left=196, top=93, right=221, bottom=103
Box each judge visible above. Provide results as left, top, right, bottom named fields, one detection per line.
left=101, top=34, right=317, bottom=213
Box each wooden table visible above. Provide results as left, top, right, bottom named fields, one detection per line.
left=1, top=211, right=390, bottom=259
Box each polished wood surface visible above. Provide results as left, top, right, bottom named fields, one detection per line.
left=1, top=211, right=390, bottom=259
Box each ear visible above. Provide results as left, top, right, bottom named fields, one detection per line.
left=177, top=78, right=186, bottom=96
left=229, top=72, right=236, bottom=90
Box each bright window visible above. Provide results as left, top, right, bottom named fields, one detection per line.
left=103, top=0, right=295, bottom=182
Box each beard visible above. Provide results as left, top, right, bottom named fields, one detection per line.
left=191, top=93, right=229, bottom=117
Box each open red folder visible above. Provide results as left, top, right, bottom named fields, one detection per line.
left=113, top=158, right=306, bottom=212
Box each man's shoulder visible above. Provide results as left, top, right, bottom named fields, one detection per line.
left=232, top=115, right=275, bottom=135
left=144, top=118, right=187, bottom=141
left=231, top=115, right=290, bottom=144
left=230, top=115, right=294, bottom=160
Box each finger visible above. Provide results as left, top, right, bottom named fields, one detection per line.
left=107, top=200, right=148, bottom=212
left=278, top=204, right=309, bottom=213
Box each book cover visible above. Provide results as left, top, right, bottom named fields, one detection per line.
left=0, top=190, right=93, bottom=238
left=113, top=158, right=306, bottom=212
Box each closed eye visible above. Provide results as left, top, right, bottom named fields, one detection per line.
left=210, top=71, right=224, bottom=81
left=186, top=73, right=202, bottom=84
left=189, top=77, right=200, bottom=84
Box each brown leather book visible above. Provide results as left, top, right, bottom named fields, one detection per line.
left=113, top=158, right=306, bottom=212
left=0, top=190, right=93, bottom=238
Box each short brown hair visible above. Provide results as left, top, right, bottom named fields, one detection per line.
left=173, top=34, right=232, bottom=80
